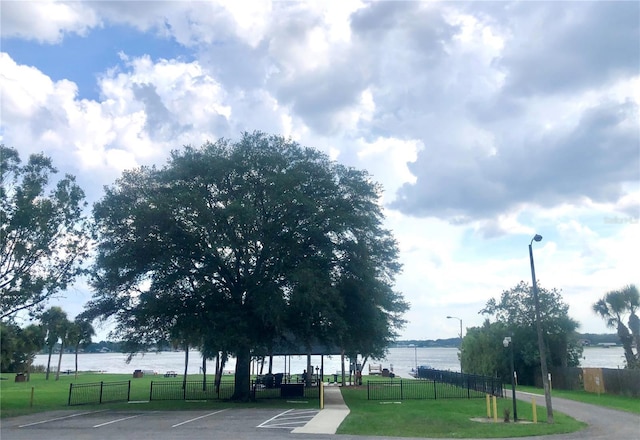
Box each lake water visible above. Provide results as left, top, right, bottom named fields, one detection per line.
left=33, top=346, right=626, bottom=377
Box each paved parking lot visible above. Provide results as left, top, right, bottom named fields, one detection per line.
left=1, top=408, right=321, bottom=440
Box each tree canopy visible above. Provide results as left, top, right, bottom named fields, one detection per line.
left=462, top=281, right=582, bottom=385
left=0, top=145, right=90, bottom=319
left=85, top=132, right=408, bottom=399
left=0, top=321, right=44, bottom=374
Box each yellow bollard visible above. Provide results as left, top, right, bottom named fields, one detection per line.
left=320, top=381, right=324, bottom=409
left=532, top=397, right=537, bottom=423
left=492, top=396, right=498, bottom=423
left=486, top=394, right=491, bottom=418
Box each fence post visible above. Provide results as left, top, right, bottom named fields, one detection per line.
left=367, top=382, right=370, bottom=400
left=68, top=383, right=73, bottom=406
left=127, top=380, right=131, bottom=402
left=433, top=380, right=437, bottom=399
left=149, top=381, right=153, bottom=401
left=400, top=379, right=403, bottom=400
left=99, top=382, right=104, bottom=404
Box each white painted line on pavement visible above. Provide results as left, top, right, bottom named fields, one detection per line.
left=172, top=409, right=228, bottom=427
left=93, top=414, right=142, bottom=427
left=19, top=410, right=107, bottom=428
left=257, top=409, right=294, bottom=428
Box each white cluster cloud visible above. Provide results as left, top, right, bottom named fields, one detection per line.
left=1, top=0, right=638, bottom=339
left=0, top=0, right=99, bottom=43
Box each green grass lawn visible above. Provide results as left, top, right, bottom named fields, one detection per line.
left=338, top=384, right=586, bottom=438
left=516, top=385, right=640, bottom=414
left=0, top=372, right=312, bottom=418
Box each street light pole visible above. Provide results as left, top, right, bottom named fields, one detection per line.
left=446, top=316, right=463, bottom=374
left=529, top=234, right=554, bottom=423
left=503, top=336, right=518, bottom=422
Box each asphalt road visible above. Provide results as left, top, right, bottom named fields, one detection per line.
left=1, top=393, right=637, bottom=440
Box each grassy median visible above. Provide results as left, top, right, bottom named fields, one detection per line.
left=1, top=372, right=306, bottom=418
left=515, top=385, right=639, bottom=414
left=338, top=384, right=587, bottom=438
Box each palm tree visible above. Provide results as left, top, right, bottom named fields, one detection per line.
left=593, top=284, right=640, bottom=369
left=40, top=307, right=68, bottom=380
left=20, top=324, right=44, bottom=381
left=55, top=317, right=72, bottom=380
left=620, top=285, right=640, bottom=355
left=67, top=318, right=95, bottom=379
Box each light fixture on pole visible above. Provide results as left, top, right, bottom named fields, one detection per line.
left=529, top=234, right=554, bottom=423
left=503, top=336, right=518, bottom=422
left=446, top=316, right=463, bottom=374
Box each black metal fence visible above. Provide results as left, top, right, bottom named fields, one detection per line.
left=149, top=381, right=235, bottom=401
left=367, top=369, right=504, bottom=401
left=416, top=368, right=504, bottom=398
left=68, top=381, right=131, bottom=406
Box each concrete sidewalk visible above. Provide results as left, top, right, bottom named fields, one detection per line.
left=291, top=385, right=350, bottom=435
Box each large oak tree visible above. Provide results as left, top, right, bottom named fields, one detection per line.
left=86, top=132, right=407, bottom=399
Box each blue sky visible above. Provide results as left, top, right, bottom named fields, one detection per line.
left=2, top=25, right=191, bottom=101
left=1, top=1, right=638, bottom=341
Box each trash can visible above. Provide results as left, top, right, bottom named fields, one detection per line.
left=15, top=373, right=26, bottom=382
left=263, top=374, right=274, bottom=388
left=274, top=373, right=284, bottom=388
left=133, top=369, right=144, bottom=378
left=281, top=383, right=304, bottom=397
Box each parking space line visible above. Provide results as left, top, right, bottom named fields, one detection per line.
left=171, top=409, right=228, bottom=427
left=256, top=409, right=294, bottom=428
left=93, top=414, right=142, bottom=428
left=264, top=417, right=317, bottom=429
left=19, top=410, right=107, bottom=428
left=276, top=414, right=318, bottom=421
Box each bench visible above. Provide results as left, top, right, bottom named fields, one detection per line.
left=164, top=371, right=177, bottom=377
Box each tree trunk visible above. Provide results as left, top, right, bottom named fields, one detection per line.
left=232, top=348, right=251, bottom=401
left=215, top=354, right=221, bottom=393
left=629, top=313, right=640, bottom=366
left=202, top=355, right=207, bottom=391
left=306, top=353, right=312, bottom=387
left=75, top=344, right=79, bottom=379
left=182, top=343, right=189, bottom=390
left=55, top=342, right=64, bottom=380
left=45, top=347, right=53, bottom=380
left=361, top=355, right=369, bottom=373
left=617, top=321, right=636, bottom=367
